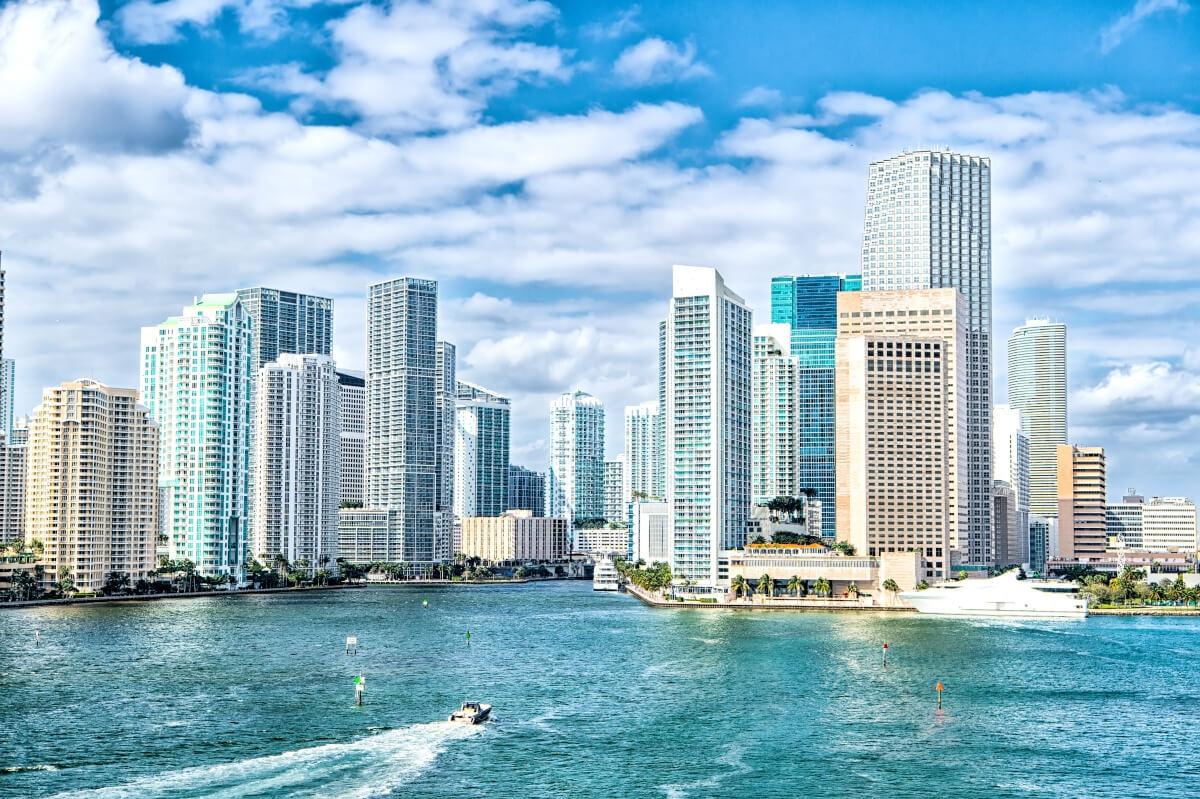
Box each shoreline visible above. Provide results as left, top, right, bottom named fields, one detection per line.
left=1089, top=606, right=1200, bottom=616
left=623, top=583, right=915, bottom=612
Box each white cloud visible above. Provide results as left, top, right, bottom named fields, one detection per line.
left=582, top=5, right=641, bottom=40
left=1100, top=0, right=1190, bottom=53
left=613, top=37, right=710, bottom=85
left=117, top=0, right=344, bottom=44
left=736, top=86, right=784, bottom=109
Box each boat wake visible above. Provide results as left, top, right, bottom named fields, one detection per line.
left=47, top=721, right=482, bottom=799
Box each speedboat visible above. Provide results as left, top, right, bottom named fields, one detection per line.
left=901, top=569, right=1088, bottom=619
left=449, top=701, right=492, bottom=724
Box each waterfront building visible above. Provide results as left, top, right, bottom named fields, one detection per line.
left=1007, top=319, right=1067, bottom=518
left=141, top=294, right=253, bottom=577
left=546, top=390, right=605, bottom=528
left=252, top=355, right=340, bottom=575
left=1141, top=497, right=1198, bottom=552
left=604, top=456, right=626, bottom=525
left=434, top=341, right=456, bottom=561
left=769, top=274, right=861, bottom=538
left=24, top=380, right=158, bottom=592
left=1028, top=515, right=1053, bottom=574
left=1106, top=490, right=1144, bottom=549
left=461, top=510, right=568, bottom=562
left=624, top=401, right=663, bottom=500
left=861, top=149, right=993, bottom=566
left=835, top=288, right=967, bottom=579
left=367, top=277, right=438, bottom=563
left=1056, top=445, right=1106, bottom=560
left=0, top=358, right=13, bottom=439
left=336, top=370, right=366, bottom=506
left=630, top=500, right=670, bottom=563
left=751, top=324, right=799, bottom=507
left=235, top=287, right=333, bottom=372
left=574, top=526, right=631, bottom=557
left=0, top=436, right=24, bottom=545
left=337, top=507, right=401, bottom=563
left=719, top=545, right=922, bottom=599
left=508, top=465, right=545, bottom=517
left=663, top=265, right=752, bottom=587
left=992, top=481, right=1027, bottom=566
left=454, top=381, right=511, bottom=519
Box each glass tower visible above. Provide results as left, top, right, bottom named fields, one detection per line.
left=454, top=381, right=511, bottom=518
left=546, top=391, right=606, bottom=527
left=769, top=274, right=860, bottom=538
left=236, top=287, right=333, bottom=372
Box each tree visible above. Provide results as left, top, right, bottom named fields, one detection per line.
left=10, top=570, right=37, bottom=601
left=814, top=577, right=831, bottom=597
left=955, top=571, right=969, bottom=581
left=57, top=565, right=76, bottom=597
left=752, top=535, right=767, bottom=545
left=882, top=578, right=900, bottom=594
left=101, top=572, right=130, bottom=596
left=786, top=575, right=802, bottom=597
left=757, top=573, right=773, bottom=598
left=730, top=575, right=748, bottom=599
left=831, top=541, right=856, bottom=556
left=916, top=580, right=931, bottom=591
left=847, top=582, right=860, bottom=599
left=178, top=560, right=198, bottom=593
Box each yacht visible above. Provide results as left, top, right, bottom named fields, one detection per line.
left=592, top=553, right=620, bottom=592
left=901, top=570, right=1088, bottom=619
left=449, top=702, right=491, bottom=724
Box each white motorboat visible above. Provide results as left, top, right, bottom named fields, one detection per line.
left=449, top=702, right=491, bottom=724
left=901, top=570, right=1088, bottom=619
left=592, top=553, right=620, bottom=592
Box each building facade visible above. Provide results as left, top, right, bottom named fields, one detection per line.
left=508, top=465, right=545, bottom=517
left=604, top=456, right=627, bottom=525
left=1107, top=490, right=1144, bottom=549
left=252, top=355, right=341, bottom=574
left=546, top=390, right=605, bottom=527
left=141, top=294, right=253, bottom=576
left=454, top=381, right=511, bottom=519
left=235, top=287, right=333, bottom=372
left=664, top=265, right=752, bottom=587
left=861, top=150, right=993, bottom=566
left=1056, top=445, right=1106, bottom=560
left=630, top=500, right=670, bottom=564
left=434, top=341, right=456, bottom=561
left=24, top=381, right=159, bottom=592
left=751, top=324, right=799, bottom=507
left=1141, top=497, right=1198, bottom=551
left=460, top=510, right=568, bottom=562
left=1029, top=515, right=1053, bottom=574
left=337, top=508, right=401, bottom=564
left=624, top=401, right=663, bottom=500
left=0, top=358, right=13, bottom=440
left=769, top=274, right=860, bottom=538
left=0, top=436, right=24, bottom=546
left=1007, top=319, right=1067, bottom=519
left=336, top=370, right=366, bottom=506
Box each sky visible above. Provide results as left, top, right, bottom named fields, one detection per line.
left=1, top=0, right=1199, bottom=499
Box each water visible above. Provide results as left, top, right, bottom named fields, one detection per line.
left=2, top=582, right=1198, bottom=798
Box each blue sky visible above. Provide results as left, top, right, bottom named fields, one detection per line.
left=2, top=0, right=1200, bottom=499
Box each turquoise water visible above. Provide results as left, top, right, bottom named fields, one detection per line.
left=2, top=582, right=1198, bottom=798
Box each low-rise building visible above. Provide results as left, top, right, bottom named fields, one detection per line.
left=719, top=544, right=922, bottom=599
left=337, top=508, right=401, bottom=564
left=462, top=510, right=568, bottom=563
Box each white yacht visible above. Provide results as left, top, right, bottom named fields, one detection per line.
left=901, top=570, right=1088, bottom=619
left=592, top=553, right=620, bottom=592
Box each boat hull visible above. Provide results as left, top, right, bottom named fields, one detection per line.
left=900, top=571, right=1088, bottom=619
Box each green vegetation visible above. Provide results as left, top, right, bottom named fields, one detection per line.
left=1077, top=568, right=1200, bottom=607
left=916, top=580, right=931, bottom=591
left=882, top=578, right=900, bottom=594
left=830, top=541, right=856, bottom=556
left=614, top=558, right=672, bottom=592
left=813, top=577, right=831, bottom=598
left=757, top=573, right=773, bottom=597
left=730, top=574, right=749, bottom=599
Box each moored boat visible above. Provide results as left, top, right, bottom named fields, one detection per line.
left=901, top=570, right=1087, bottom=618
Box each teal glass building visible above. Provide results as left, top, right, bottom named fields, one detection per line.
left=769, top=274, right=861, bottom=538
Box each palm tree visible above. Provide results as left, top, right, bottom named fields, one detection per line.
left=847, top=582, right=860, bottom=599
left=11, top=570, right=37, bottom=601
left=786, top=575, right=802, bottom=597
left=882, top=578, right=900, bottom=594
left=757, top=573, right=773, bottom=598
left=814, top=577, right=831, bottom=598
left=730, top=575, right=748, bottom=600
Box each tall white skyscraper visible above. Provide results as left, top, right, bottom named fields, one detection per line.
left=751, top=323, right=799, bottom=507
left=604, top=456, right=627, bottom=524
left=0, top=358, right=13, bottom=440
left=861, top=149, right=993, bottom=566
left=546, top=391, right=605, bottom=528
left=252, top=354, right=341, bottom=574
left=336, top=370, right=366, bottom=506
left=434, top=341, right=456, bottom=560
left=141, top=294, right=253, bottom=576
left=454, top=381, right=511, bottom=518
left=624, top=401, right=662, bottom=501
left=1007, top=319, right=1068, bottom=519
left=663, top=265, right=752, bottom=587
left=235, top=287, right=333, bottom=372
left=367, top=277, right=439, bottom=563
left=993, top=405, right=1030, bottom=516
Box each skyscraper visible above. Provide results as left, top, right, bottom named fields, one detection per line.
left=836, top=289, right=965, bottom=580
left=1007, top=319, right=1068, bottom=519
left=0, top=434, right=24, bottom=546
left=604, top=456, right=626, bottom=525
left=508, top=465, right=545, bottom=517
left=434, top=341, right=456, bottom=561
left=336, top=370, right=366, bottom=506
left=624, top=401, right=662, bottom=501
left=141, top=294, right=253, bottom=576
left=1107, top=491, right=1144, bottom=549
left=1056, top=445, right=1106, bottom=560
left=546, top=391, right=605, bottom=527
left=367, top=277, right=438, bottom=563
left=751, top=324, right=798, bottom=507
left=769, top=274, right=860, bottom=537
left=252, top=354, right=341, bottom=574
left=454, top=381, right=511, bottom=519
left=0, top=358, right=14, bottom=440
left=994, top=404, right=1030, bottom=564
left=663, top=265, right=752, bottom=587
left=861, top=149, right=993, bottom=566
left=236, top=287, right=333, bottom=372
left=25, top=380, right=159, bottom=592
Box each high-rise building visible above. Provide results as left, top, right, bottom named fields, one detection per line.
left=454, top=381, right=511, bottom=519
left=25, top=380, right=158, bottom=592
left=1056, top=445, right=1106, bottom=560
left=434, top=342, right=456, bottom=561
left=769, top=274, right=860, bottom=537
left=235, top=287, right=333, bottom=372
left=336, top=370, right=366, bottom=506
left=1007, top=319, right=1067, bottom=518
left=1029, top=515, right=1053, bottom=574
left=252, top=354, right=340, bottom=575
left=141, top=294, right=253, bottom=576
left=835, top=288, right=967, bottom=575
left=992, top=481, right=1027, bottom=567
left=367, top=277, right=438, bottom=563
left=993, top=405, right=1030, bottom=517
left=751, top=323, right=798, bottom=507
left=508, top=465, right=545, bottom=517
left=461, top=510, right=569, bottom=562
left=861, top=149, right=993, bottom=565
left=1141, top=497, right=1198, bottom=551
left=624, top=401, right=663, bottom=501
left=337, top=507, right=401, bottom=564
left=8, top=416, right=28, bottom=446
left=0, top=435, right=24, bottom=546
left=630, top=500, right=671, bottom=564
left=663, top=265, right=752, bottom=587
left=546, top=391, right=605, bottom=527
left=1107, top=489, right=1144, bottom=549
left=604, top=456, right=626, bottom=525
left=0, top=358, right=13, bottom=440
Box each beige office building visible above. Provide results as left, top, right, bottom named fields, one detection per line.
left=461, top=510, right=568, bottom=562
left=835, top=288, right=966, bottom=579
left=1056, top=445, right=1106, bottom=560
left=24, top=380, right=159, bottom=592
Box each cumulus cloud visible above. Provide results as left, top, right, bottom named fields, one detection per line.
left=736, top=86, right=784, bottom=109
left=613, top=37, right=710, bottom=85
left=582, top=4, right=641, bottom=40
left=1099, top=0, right=1190, bottom=53
left=118, top=0, right=352, bottom=44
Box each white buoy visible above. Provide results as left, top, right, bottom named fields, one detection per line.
left=345, top=635, right=358, bottom=655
